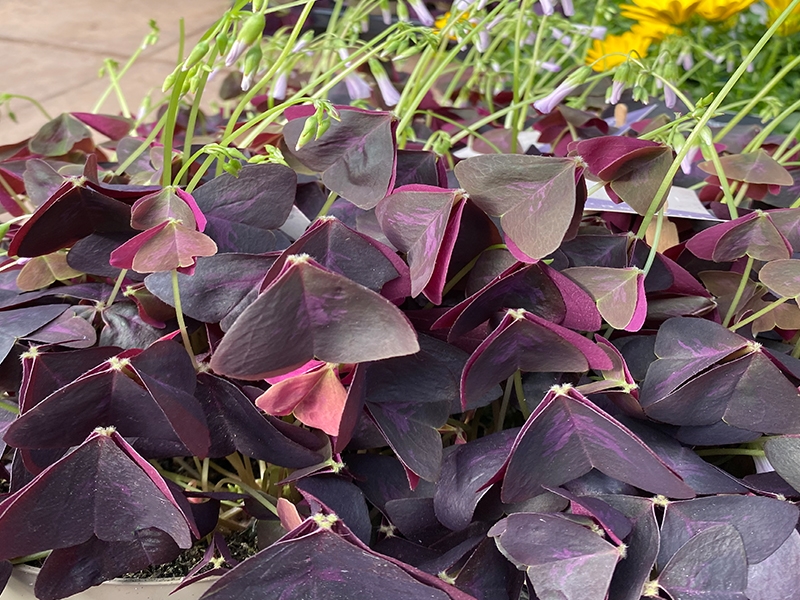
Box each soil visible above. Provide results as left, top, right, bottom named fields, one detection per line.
left=122, top=524, right=260, bottom=579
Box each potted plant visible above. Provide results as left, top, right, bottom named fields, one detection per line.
left=4, top=0, right=800, bottom=598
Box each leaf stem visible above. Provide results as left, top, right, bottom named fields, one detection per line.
left=729, top=296, right=790, bottom=331
left=103, top=269, right=128, bottom=308
left=172, top=269, right=198, bottom=370
left=496, top=375, right=513, bottom=433
left=723, top=256, right=754, bottom=328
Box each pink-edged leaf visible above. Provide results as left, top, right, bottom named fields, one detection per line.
left=759, top=258, right=800, bottom=300
left=432, top=262, right=567, bottom=340
left=460, top=309, right=612, bottom=409
left=489, top=512, right=619, bottom=600
left=130, top=186, right=206, bottom=232
left=563, top=266, right=647, bottom=331
left=9, top=180, right=132, bottom=258
left=109, top=220, right=217, bottom=273
left=0, top=429, right=193, bottom=561
left=500, top=385, right=695, bottom=503
left=71, top=113, right=134, bottom=141
left=283, top=106, right=397, bottom=210
left=422, top=197, right=467, bottom=305
left=261, top=217, right=403, bottom=297
left=0, top=166, right=26, bottom=216
left=255, top=364, right=347, bottom=436
left=544, top=486, right=632, bottom=545
left=375, top=185, right=462, bottom=299
left=572, top=136, right=666, bottom=181
left=454, top=155, right=582, bottom=259
left=685, top=211, right=792, bottom=262
left=698, top=149, right=794, bottom=186
left=210, top=255, right=419, bottom=380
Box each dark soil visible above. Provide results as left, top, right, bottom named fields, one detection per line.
left=122, top=524, right=259, bottom=579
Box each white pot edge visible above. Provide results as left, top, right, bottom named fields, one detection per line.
left=1, top=565, right=217, bottom=600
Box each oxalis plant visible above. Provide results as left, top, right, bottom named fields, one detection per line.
left=4, top=0, right=800, bottom=599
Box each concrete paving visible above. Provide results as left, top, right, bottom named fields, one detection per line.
left=0, top=0, right=231, bottom=144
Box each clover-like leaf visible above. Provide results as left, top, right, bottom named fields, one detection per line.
left=109, top=219, right=218, bottom=273
left=461, top=309, right=612, bottom=410
left=489, top=512, right=619, bottom=600
left=0, top=429, right=193, bottom=561
left=685, top=210, right=792, bottom=262
left=563, top=266, right=646, bottom=331
left=698, top=149, right=794, bottom=186
left=500, top=384, right=695, bottom=503
left=130, top=186, right=206, bottom=232
left=454, top=154, right=582, bottom=259
left=28, top=114, right=92, bottom=156
left=657, top=526, right=748, bottom=600
left=283, top=106, right=397, bottom=210
left=759, top=258, right=800, bottom=302
left=71, top=112, right=134, bottom=141
left=210, top=255, right=419, bottom=380
left=375, top=185, right=463, bottom=299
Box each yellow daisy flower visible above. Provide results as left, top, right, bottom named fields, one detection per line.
left=765, top=0, right=800, bottom=35
left=586, top=31, right=652, bottom=72
left=620, top=0, right=704, bottom=26
left=696, top=0, right=754, bottom=21
left=631, top=20, right=680, bottom=39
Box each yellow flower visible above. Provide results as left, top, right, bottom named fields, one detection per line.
left=586, top=31, right=652, bottom=72
left=765, top=0, right=800, bottom=35
left=631, top=20, right=679, bottom=39
left=696, top=0, right=754, bottom=21
left=434, top=11, right=470, bottom=40
left=620, top=0, right=704, bottom=26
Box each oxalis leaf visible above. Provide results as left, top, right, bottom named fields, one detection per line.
left=489, top=512, right=620, bottom=600
left=498, top=384, right=695, bottom=503
left=282, top=106, right=397, bottom=210
left=0, top=428, right=194, bottom=561
left=563, top=266, right=646, bottom=331
left=454, top=154, right=583, bottom=260
left=210, top=254, right=419, bottom=379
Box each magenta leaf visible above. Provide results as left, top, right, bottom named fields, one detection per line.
left=109, top=219, right=218, bottom=273
left=563, top=266, right=646, bottom=331
left=283, top=106, right=397, bottom=210
left=460, top=309, right=612, bottom=409
left=488, top=512, right=619, bottom=600
left=9, top=180, right=132, bottom=257
left=130, top=186, right=206, bottom=232
left=454, top=155, right=583, bottom=259
left=210, top=255, right=419, bottom=379
left=70, top=112, right=133, bottom=141
left=191, top=163, right=297, bottom=253
left=685, top=210, right=792, bottom=262
left=698, top=149, right=794, bottom=186
left=0, top=429, right=193, bottom=561
left=376, top=185, right=463, bottom=299
left=657, top=525, right=747, bottom=600
left=500, top=385, right=695, bottom=503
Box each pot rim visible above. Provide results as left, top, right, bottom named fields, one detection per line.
left=12, top=564, right=199, bottom=587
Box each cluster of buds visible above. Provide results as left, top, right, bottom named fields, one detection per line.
left=294, top=101, right=341, bottom=151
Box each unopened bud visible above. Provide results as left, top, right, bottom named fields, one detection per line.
left=396, top=0, right=409, bottom=22
left=295, top=117, right=318, bottom=151
left=215, top=30, right=229, bottom=55
left=182, top=40, right=210, bottom=72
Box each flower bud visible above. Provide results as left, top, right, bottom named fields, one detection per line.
left=396, top=1, right=410, bottom=22
left=182, top=40, right=210, bottom=72
left=226, top=12, right=265, bottom=66
left=380, top=0, right=392, bottom=24
left=369, top=59, right=401, bottom=106
left=215, top=30, right=230, bottom=55
left=408, top=0, right=434, bottom=26
left=241, top=45, right=263, bottom=91
left=295, top=117, right=318, bottom=151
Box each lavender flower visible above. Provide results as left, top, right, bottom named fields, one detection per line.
left=271, top=71, right=288, bottom=101
left=536, top=60, right=561, bottom=73
left=534, top=80, right=578, bottom=114
left=345, top=73, right=373, bottom=100
left=664, top=85, right=677, bottom=108
left=408, top=0, right=434, bottom=26
left=678, top=51, right=693, bottom=71
left=608, top=80, right=625, bottom=105
left=370, top=60, right=401, bottom=106
left=476, top=29, right=490, bottom=52
left=573, top=24, right=606, bottom=39
left=680, top=145, right=700, bottom=175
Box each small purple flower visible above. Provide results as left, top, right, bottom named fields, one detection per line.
left=374, top=71, right=401, bottom=106
left=539, top=0, right=554, bottom=14
left=664, top=85, right=677, bottom=108
left=680, top=145, right=700, bottom=175
left=271, top=72, right=288, bottom=101
left=679, top=51, right=693, bottom=70
left=551, top=27, right=572, bottom=46
left=476, top=29, right=490, bottom=52
left=574, top=24, right=606, bottom=39
left=381, top=6, right=392, bottom=24
left=607, top=80, right=625, bottom=105
left=345, top=73, right=373, bottom=100
left=533, top=80, right=577, bottom=114
left=536, top=60, right=561, bottom=73
left=560, top=0, right=574, bottom=16
left=225, top=40, right=248, bottom=67
left=408, top=0, right=434, bottom=26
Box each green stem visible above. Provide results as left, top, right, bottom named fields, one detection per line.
left=100, top=59, right=131, bottom=118
left=510, top=0, right=533, bottom=153
left=714, top=53, right=800, bottom=142
left=93, top=48, right=145, bottom=114
left=695, top=448, right=765, bottom=457
left=104, top=269, right=128, bottom=308
left=641, top=209, right=664, bottom=276
left=4, top=94, right=52, bottom=120
left=160, top=69, right=188, bottom=187
left=791, top=332, right=800, bottom=359
left=0, top=172, right=28, bottom=213
left=745, top=97, right=800, bottom=152
left=172, top=269, right=198, bottom=370
left=723, top=256, right=754, bottom=328
left=729, top=296, right=790, bottom=331
left=637, top=0, right=800, bottom=237
left=179, top=51, right=218, bottom=185
left=113, top=112, right=167, bottom=177
left=704, top=142, right=738, bottom=219
left=316, top=191, right=339, bottom=219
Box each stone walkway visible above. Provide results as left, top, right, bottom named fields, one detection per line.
left=0, top=0, right=230, bottom=145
